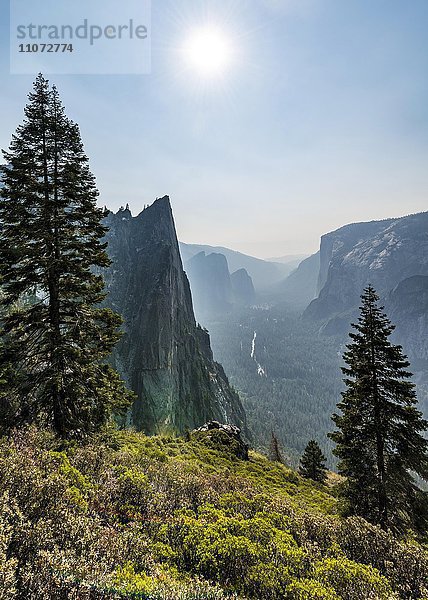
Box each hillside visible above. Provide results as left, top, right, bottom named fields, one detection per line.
left=1, top=427, right=426, bottom=599
left=278, top=252, right=320, bottom=309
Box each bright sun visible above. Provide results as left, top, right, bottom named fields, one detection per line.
left=182, top=27, right=233, bottom=77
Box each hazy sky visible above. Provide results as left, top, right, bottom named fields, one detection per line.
left=0, top=0, right=427, bottom=257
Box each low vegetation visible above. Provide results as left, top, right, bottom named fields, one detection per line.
left=1, top=426, right=427, bottom=599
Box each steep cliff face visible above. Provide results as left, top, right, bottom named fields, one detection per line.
left=185, top=251, right=233, bottom=321
left=231, top=268, right=256, bottom=306
left=385, top=276, right=428, bottom=379
left=305, top=212, right=428, bottom=323
left=180, top=242, right=289, bottom=290
left=315, top=219, right=396, bottom=294
left=303, top=212, right=428, bottom=369
left=185, top=252, right=256, bottom=321
left=102, top=197, right=247, bottom=435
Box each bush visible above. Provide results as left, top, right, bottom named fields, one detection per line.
left=0, top=494, right=18, bottom=599
left=0, top=427, right=427, bottom=599
left=314, top=557, right=394, bottom=600
left=287, top=579, right=340, bottom=599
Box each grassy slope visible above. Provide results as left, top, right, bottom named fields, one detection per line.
left=0, top=427, right=427, bottom=599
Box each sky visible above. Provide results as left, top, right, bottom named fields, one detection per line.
left=0, top=0, right=427, bottom=258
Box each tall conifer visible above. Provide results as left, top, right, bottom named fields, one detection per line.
left=0, top=74, right=133, bottom=436
left=299, top=440, right=327, bottom=483
left=330, top=285, right=428, bottom=531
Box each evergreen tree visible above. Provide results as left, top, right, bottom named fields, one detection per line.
left=0, top=74, right=134, bottom=436
left=299, top=440, right=327, bottom=483
left=329, top=285, right=428, bottom=531
left=269, top=431, right=284, bottom=463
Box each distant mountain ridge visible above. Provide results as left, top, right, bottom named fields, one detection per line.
left=266, top=254, right=309, bottom=266
left=185, top=251, right=256, bottom=322
left=277, top=252, right=320, bottom=308
left=180, top=242, right=292, bottom=290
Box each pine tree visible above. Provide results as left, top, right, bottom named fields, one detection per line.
left=329, top=285, right=428, bottom=532
left=299, top=440, right=327, bottom=483
left=269, top=431, right=284, bottom=463
left=0, top=74, right=134, bottom=436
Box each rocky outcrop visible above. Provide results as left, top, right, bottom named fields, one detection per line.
left=231, top=268, right=256, bottom=306
left=193, top=420, right=249, bottom=460
left=185, top=253, right=256, bottom=321
left=180, top=242, right=289, bottom=290
left=102, top=197, right=247, bottom=435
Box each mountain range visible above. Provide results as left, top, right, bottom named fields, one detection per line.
left=98, top=202, right=427, bottom=453
left=180, top=242, right=293, bottom=290
left=202, top=210, right=428, bottom=461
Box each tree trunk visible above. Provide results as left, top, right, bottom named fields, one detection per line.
left=42, top=100, right=64, bottom=435
left=369, top=304, right=388, bottom=529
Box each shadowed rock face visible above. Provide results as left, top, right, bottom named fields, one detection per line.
left=185, top=251, right=233, bottom=320
left=184, top=253, right=256, bottom=321
left=180, top=242, right=290, bottom=290
left=102, top=197, right=247, bottom=435
left=231, top=268, right=256, bottom=306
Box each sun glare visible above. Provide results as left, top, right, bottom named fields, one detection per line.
left=182, top=27, right=233, bottom=78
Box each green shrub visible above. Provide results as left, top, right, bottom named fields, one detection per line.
left=0, top=427, right=426, bottom=599
left=287, top=578, right=340, bottom=599
left=314, top=557, right=395, bottom=599
left=0, top=494, right=18, bottom=599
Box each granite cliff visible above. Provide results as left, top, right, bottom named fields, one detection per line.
left=180, top=242, right=290, bottom=290
left=385, top=275, right=428, bottom=380
left=305, top=213, right=428, bottom=323
left=303, top=212, right=428, bottom=368
left=231, top=268, right=256, bottom=306
left=184, top=251, right=256, bottom=321
left=185, top=251, right=233, bottom=320
left=102, top=197, right=247, bottom=435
